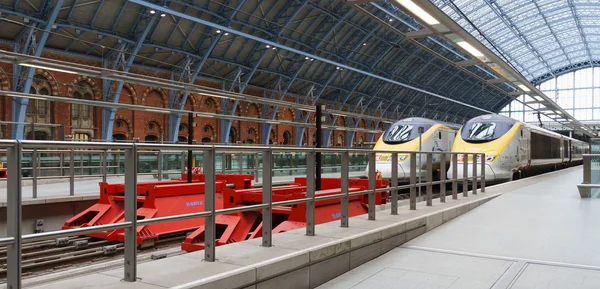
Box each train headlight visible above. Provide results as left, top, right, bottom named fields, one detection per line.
left=485, top=155, right=496, bottom=162
left=399, top=155, right=408, bottom=161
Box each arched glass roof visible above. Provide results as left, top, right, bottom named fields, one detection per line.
left=432, top=0, right=600, bottom=85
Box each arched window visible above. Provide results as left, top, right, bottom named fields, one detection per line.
left=247, top=128, right=257, bottom=144
left=71, top=81, right=94, bottom=131
left=337, top=134, right=344, bottom=146
left=228, top=127, right=238, bottom=143
left=500, top=67, right=600, bottom=122
left=201, top=137, right=211, bottom=143
left=25, top=75, right=52, bottom=139
left=145, top=135, right=159, bottom=142
left=26, top=76, right=51, bottom=117
left=27, top=131, right=49, bottom=141
left=283, top=131, right=291, bottom=145
left=113, top=134, right=127, bottom=141
left=178, top=136, right=187, bottom=143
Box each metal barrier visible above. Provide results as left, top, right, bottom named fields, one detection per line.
left=0, top=148, right=368, bottom=198
left=1, top=140, right=486, bottom=288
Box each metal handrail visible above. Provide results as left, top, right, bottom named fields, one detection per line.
left=1, top=140, right=486, bottom=289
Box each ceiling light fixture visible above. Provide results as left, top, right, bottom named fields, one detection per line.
left=517, top=84, right=531, bottom=92
left=456, top=41, right=484, bottom=57
left=394, top=0, right=440, bottom=25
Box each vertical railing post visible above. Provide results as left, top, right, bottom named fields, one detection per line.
left=239, top=152, right=244, bottom=174
left=426, top=153, right=433, bottom=206
left=117, top=150, right=121, bottom=174
left=341, top=151, right=349, bottom=227
left=123, top=144, right=138, bottom=282
left=203, top=148, right=216, bottom=261
left=221, top=152, right=226, bottom=173
left=7, top=141, right=22, bottom=289
left=69, top=149, right=75, bottom=196
left=306, top=151, right=316, bottom=235
left=391, top=152, right=398, bottom=215
left=452, top=153, right=458, bottom=200
left=102, top=150, right=107, bottom=183
left=79, top=152, right=83, bottom=175
left=472, top=153, right=478, bottom=195
left=254, top=153, right=259, bottom=181
left=180, top=151, right=185, bottom=173
left=584, top=155, right=591, bottom=184
left=463, top=153, right=468, bottom=197
left=157, top=151, right=163, bottom=181
left=440, top=153, right=446, bottom=203
left=480, top=153, right=486, bottom=193
left=60, top=151, right=64, bottom=176
left=32, top=148, right=38, bottom=199
left=262, top=149, right=273, bottom=246
left=367, top=151, right=376, bottom=220
left=409, top=152, right=417, bottom=210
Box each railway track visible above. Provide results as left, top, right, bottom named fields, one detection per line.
left=0, top=234, right=189, bottom=282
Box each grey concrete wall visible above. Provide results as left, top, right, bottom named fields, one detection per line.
left=0, top=199, right=97, bottom=236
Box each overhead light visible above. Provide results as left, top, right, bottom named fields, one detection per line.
left=363, top=43, right=367, bottom=46
left=305, top=56, right=309, bottom=60
left=389, top=18, right=393, bottom=22
left=517, top=84, right=531, bottom=92
left=224, top=32, right=229, bottom=36
left=336, top=66, right=340, bottom=70
left=20, top=63, right=78, bottom=75
left=395, top=0, right=440, bottom=25
left=216, top=29, right=221, bottom=34
left=150, top=9, right=156, bottom=14
left=265, top=45, right=270, bottom=48
left=272, top=47, right=276, bottom=50
left=456, top=41, right=484, bottom=57
left=310, top=58, right=314, bottom=61
left=160, top=13, right=166, bottom=17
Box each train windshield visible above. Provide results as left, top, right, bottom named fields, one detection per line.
left=461, top=121, right=514, bottom=143
left=383, top=123, right=432, bottom=144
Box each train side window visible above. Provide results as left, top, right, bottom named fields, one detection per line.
left=521, top=130, right=523, bottom=137
left=438, top=132, right=442, bottom=139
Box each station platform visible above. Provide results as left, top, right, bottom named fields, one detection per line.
left=319, top=166, right=596, bottom=289
left=15, top=167, right=585, bottom=289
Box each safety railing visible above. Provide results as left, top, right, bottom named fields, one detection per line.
left=1, top=140, right=486, bottom=288
left=578, top=154, right=600, bottom=198
left=0, top=148, right=368, bottom=198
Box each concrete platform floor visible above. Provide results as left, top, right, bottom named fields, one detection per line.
left=320, top=166, right=600, bottom=289
left=18, top=171, right=502, bottom=288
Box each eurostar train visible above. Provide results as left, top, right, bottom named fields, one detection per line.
left=366, top=117, right=460, bottom=180
left=449, top=114, right=589, bottom=182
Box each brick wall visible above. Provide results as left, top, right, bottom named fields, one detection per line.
left=0, top=56, right=369, bottom=145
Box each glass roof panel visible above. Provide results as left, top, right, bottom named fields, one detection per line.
left=433, top=0, right=599, bottom=84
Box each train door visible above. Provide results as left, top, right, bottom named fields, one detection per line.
left=520, top=127, right=530, bottom=166
left=446, top=130, right=455, bottom=151
left=568, top=140, right=573, bottom=162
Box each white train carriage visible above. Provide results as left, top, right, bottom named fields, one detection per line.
left=365, top=118, right=459, bottom=181
left=449, top=114, right=589, bottom=183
